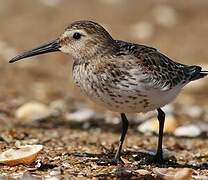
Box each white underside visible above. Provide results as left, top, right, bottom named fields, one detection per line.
left=74, top=73, right=185, bottom=113
left=86, top=84, right=184, bottom=113
left=73, top=62, right=186, bottom=113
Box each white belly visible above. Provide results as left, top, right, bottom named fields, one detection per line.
left=94, top=88, right=182, bottom=113
left=73, top=74, right=184, bottom=113
left=72, top=64, right=185, bottom=113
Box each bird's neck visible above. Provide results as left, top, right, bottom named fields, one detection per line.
left=79, top=39, right=118, bottom=62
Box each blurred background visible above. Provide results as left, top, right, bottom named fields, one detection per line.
left=0, top=0, right=208, bottom=178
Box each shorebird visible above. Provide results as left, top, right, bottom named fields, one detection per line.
left=10, top=20, right=207, bottom=164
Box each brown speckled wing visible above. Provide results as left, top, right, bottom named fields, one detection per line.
left=115, top=40, right=202, bottom=90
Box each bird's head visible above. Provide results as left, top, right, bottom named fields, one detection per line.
left=9, top=20, right=114, bottom=63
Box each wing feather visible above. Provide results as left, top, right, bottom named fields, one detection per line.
left=115, top=40, right=200, bottom=91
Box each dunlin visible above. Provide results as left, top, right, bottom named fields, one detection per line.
left=10, top=20, right=207, bottom=164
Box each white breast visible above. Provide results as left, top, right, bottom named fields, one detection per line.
left=72, top=63, right=185, bottom=113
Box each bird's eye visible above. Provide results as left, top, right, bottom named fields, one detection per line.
left=73, top=32, right=82, bottom=40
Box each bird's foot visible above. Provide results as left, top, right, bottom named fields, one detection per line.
left=152, top=152, right=164, bottom=164
left=133, top=150, right=178, bottom=167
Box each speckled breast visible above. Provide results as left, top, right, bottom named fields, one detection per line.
left=72, top=62, right=161, bottom=113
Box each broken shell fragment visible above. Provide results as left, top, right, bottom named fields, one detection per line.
left=0, top=145, right=43, bottom=166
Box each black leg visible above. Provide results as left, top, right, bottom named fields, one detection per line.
left=155, top=108, right=165, bottom=162
left=114, top=113, right=129, bottom=163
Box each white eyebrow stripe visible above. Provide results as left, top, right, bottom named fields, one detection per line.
left=63, top=29, right=87, bottom=37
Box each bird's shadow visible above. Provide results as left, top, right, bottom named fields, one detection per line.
left=67, top=150, right=208, bottom=170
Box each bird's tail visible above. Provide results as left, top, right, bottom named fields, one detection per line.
left=187, top=66, right=208, bottom=81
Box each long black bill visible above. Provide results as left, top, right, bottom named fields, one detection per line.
left=9, top=39, right=60, bottom=63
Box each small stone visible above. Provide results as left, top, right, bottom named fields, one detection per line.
left=15, top=101, right=51, bottom=122
left=181, top=105, right=203, bottom=119
left=174, top=124, right=201, bottom=137
left=153, top=5, right=177, bottom=27
left=35, top=160, right=42, bottom=168
left=65, top=108, right=95, bottom=122
left=129, top=22, right=154, bottom=40
left=137, top=115, right=177, bottom=134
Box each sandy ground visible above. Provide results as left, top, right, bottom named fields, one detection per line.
left=0, top=0, right=208, bottom=179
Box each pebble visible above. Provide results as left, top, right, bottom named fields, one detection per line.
left=174, top=124, right=202, bottom=137
left=181, top=105, right=203, bottom=119
left=65, top=108, right=96, bottom=122
left=153, top=5, right=177, bottom=27
left=15, top=101, right=51, bottom=122
left=137, top=115, right=177, bottom=134
left=129, top=22, right=154, bottom=41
